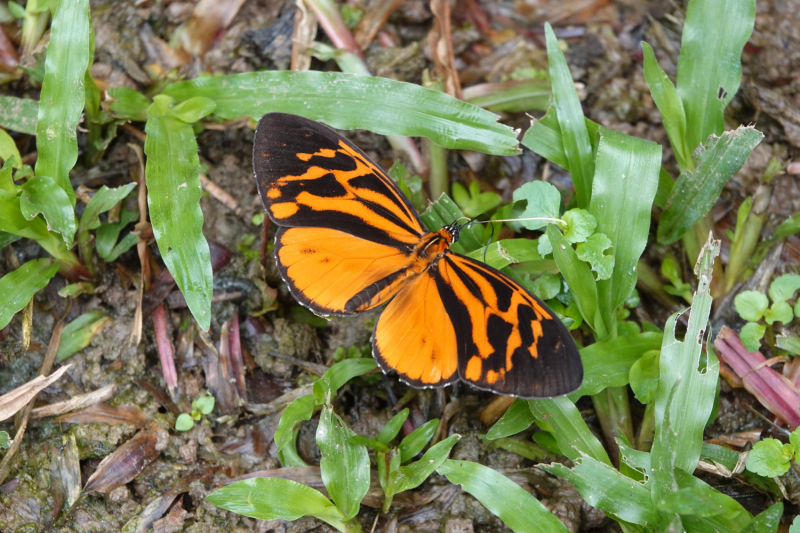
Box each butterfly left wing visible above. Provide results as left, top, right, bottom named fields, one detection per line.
left=436, top=253, right=582, bottom=398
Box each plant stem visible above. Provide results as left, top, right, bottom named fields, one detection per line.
left=723, top=180, right=773, bottom=294
left=591, top=386, right=633, bottom=466
left=635, top=258, right=681, bottom=311
left=426, top=139, right=448, bottom=200
left=635, top=401, right=655, bottom=452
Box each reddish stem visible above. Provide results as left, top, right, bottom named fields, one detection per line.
left=153, top=305, right=178, bottom=394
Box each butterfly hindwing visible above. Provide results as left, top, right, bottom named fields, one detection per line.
left=254, top=113, right=425, bottom=251
left=436, top=253, right=583, bottom=398
left=373, top=268, right=459, bottom=388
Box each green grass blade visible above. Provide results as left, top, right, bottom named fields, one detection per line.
left=0, top=258, right=58, bottom=329
left=392, top=435, right=460, bottom=494
left=56, top=310, right=111, bottom=361
left=541, top=458, right=659, bottom=526
left=741, top=502, right=782, bottom=533
left=19, top=174, right=77, bottom=245
left=528, top=397, right=611, bottom=466
left=376, top=408, right=409, bottom=445
left=486, top=398, right=534, bottom=440
left=273, top=394, right=316, bottom=456
left=399, top=419, right=438, bottom=463
left=547, top=226, right=604, bottom=338
left=317, top=407, right=370, bottom=519
left=521, top=107, right=600, bottom=170
left=34, top=0, right=91, bottom=206
left=650, top=237, right=720, bottom=507
left=676, top=0, right=756, bottom=155
left=437, top=460, right=571, bottom=533
left=0, top=96, right=38, bottom=135
left=641, top=42, right=689, bottom=169
left=573, top=332, right=663, bottom=399
left=312, top=358, right=378, bottom=401
left=207, top=478, right=347, bottom=531
left=590, top=127, right=661, bottom=325
left=162, top=71, right=518, bottom=155
left=543, top=23, right=594, bottom=208
left=657, top=125, right=763, bottom=245
left=145, top=95, right=212, bottom=330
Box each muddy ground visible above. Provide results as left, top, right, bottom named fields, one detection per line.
left=1, top=0, right=800, bottom=531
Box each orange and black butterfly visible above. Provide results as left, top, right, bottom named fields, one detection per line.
left=254, top=113, right=582, bottom=398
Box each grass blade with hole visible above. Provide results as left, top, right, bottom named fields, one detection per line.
left=207, top=478, right=347, bottom=532
left=543, top=23, right=594, bottom=208
left=0, top=96, right=38, bottom=135
left=590, top=127, right=661, bottom=329
left=437, top=460, right=571, bottom=533
left=0, top=258, right=58, bottom=329
left=162, top=71, right=518, bottom=155
left=657, top=125, right=763, bottom=245
left=676, top=0, right=756, bottom=156
left=34, top=0, right=91, bottom=207
left=145, top=95, right=212, bottom=330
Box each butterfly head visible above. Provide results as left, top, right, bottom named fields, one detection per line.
left=443, top=217, right=477, bottom=244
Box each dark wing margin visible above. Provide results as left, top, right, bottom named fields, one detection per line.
left=253, top=113, right=425, bottom=251
left=435, top=253, right=583, bottom=398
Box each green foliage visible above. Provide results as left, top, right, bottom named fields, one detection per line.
left=629, top=350, right=660, bottom=404
left=56, top=311, right=111, bottom=361
left=661, top=253, right=692, bottom=303
left=511, top=181, right=561, bottom=230
left=575, top=233, right=614, bottom=281
left=175, top=394, right=217, bottom=431
left=0, top=258, right=58, bottom=329
left=734, top=274, right=800, bottom=351
left=746, top=438, right=793, bottom=477
left=0, top=431, right=9, bottom=449
left=452, top=181, right=501, bottom=218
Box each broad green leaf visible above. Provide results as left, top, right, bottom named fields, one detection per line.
left=19, top=175, right=77, bottom=245
left=376, top=408, right=409, bottom=445
left=0, top=129, right=21, bottom=168
left=486, top=398, right=534, bottom=440
left=438, top=460, right=570, bottom=533
left=589, top=127, right=661, bottom=325
left=641, top=42, right=689, bottom=169
left=274, top=394, right=316, bottom=456
left=543, top=23, right=594, bottom=208
left=745, top=438, right=793, bottom=477
left=0, top=189, right=75, bottom=266
left=34, top=0, right=91, bottom=206
left=175, top=413, right=194, bottom=431
left=95, top=208, right=138, bottom=262
left=777, top=333, right=800, bottom=356
left=145, top=95, right=212, bottom=330
left=768, top=274, right=800, bottom=303
left=734, top=290, right=768, bottom=321
left=742, top=502, right=782, bottom=533
left=79, top=183, right=137, bottom=232
left=511, top=181, right=561, bottom=231
left=561, top=209, right=595, bottom=244
left=629, top=350, right=660, bottom=404
left=740, top=322, right=766, bottom=352
left=521, top=107, right=600, bottom=171
left=528, top=397, right=611, bottom=466
left=657, top=486, right=742, bottom=519
left=529, top=272, right=561, bottom=301
left=0, top=159, right=15, bottom=194
left=171, top=96, right=216, bottom=124
left=657, top=126, right=763, bottom=245
left=575, top=233, right=614, bottom=281
left=764, top=301, right=793, bottom=325
left=392, top=434, right=460, bottom=494
left=0, top=258, right=58, bottom=329
left=399, top=419, right=438, bottom=463
left=650, top=238, right=720, bottom=512
left=0, top=95, right=38, bottom=135
left=676, top=0, right=756, bottom=154
left=537, top=234, right=551, bottom=256
left=192, top=396, right=215, bottom=415
left=541, top=458, right=658, bottom=526
left=207, top=478, right=347, bottom=531
left=573, top=332, right=663, bottom=399
left=162, top=71, right=519, bottom=155
left=56, top=311, right=111, bottom=361
left=107, top=87, right=149, bottom=121
left=313, top=358, right=378, bottom=402
left=465, top=239, right=546, bottom=270
left=793, top=515, right=800, bottom=533
left=317, top=407, right=370, bottom=519
left=547, top=226, right=604, bottom=338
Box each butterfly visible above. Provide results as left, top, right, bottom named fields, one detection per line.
left=253, top=113, right=582, bottom=398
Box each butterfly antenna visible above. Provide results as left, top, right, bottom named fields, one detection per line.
left=483, top=222, right=494, bottom=263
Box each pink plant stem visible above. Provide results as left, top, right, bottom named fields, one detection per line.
left=714, top=326, right=800, bottom=428
left=153, top=305, right=178, bottom=394
left=305, top=0, right=364, bottom=59
left=227, top=314, right=247, bottom=399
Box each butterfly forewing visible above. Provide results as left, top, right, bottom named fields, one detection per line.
left=436, top=253, right=583, bottom=397
left=254, top=113, right=426, bottom=250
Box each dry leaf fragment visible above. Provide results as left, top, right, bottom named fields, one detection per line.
left=84, top=429, right=160, bottom=493
left=31, top=384, right=117, bottom=419
left=55, top=402, right=151, bottom=428
left=0, top=365, right=71, bottom=422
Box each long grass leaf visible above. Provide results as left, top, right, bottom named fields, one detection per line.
left=162, top=71, right=518, bottom=155
left=0, top=96, right=38, bottom=135
left=676, top=0, right=756, bottom=154
left=437, top=460, right=571, bottom=533
left=34, top=0, right=91, bottom=206
left=0, top=258, right=58, bottom=329
left=543, top=23, right=594, bottom=208
left=590, top=127, right=661, bottom=326
left=528, top=397, right=611, bottom=466
left=145, top=96, right=212, bottom=330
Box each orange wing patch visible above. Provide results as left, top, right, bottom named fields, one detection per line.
left=276, top=227, right=413, bottom=316
left=373, top=270, right=459, bottom=388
